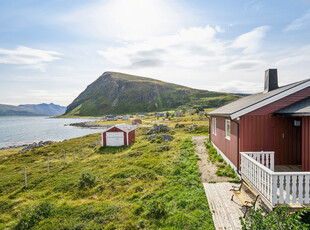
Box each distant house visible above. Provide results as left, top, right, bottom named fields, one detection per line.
left=155, top=113, right=165, bottom=117
left=122, top=115, right=128, bottom=120
left=162, top=117, right=171, bottom=121
left=208, top=69, right=310, bottom=209
left=101, top=124, right=136, bottom=146
left=132, top=119, right=142, bottom=125
left=107, top=115, right=117, bottom=121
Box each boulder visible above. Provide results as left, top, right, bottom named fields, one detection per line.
left=19, top=141, right=54, bottom=153
left=148, top=134, right=158, bottom=141
left=147, top=124, right=170, bottom=134
left=148, top=134, right=173, bottom=142
left=160, top=134, right=174, bottom=142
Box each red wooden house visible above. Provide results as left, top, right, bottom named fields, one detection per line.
left=101, top=124, right=136, bottom=146
left=208, top=69, right=310, bottom=209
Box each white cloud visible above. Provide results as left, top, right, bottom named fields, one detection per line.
left=97, top=25, right=226, bottom=69
left=230, top=26, right=269, bottom=53
left=97, top=25, right=271, bottom=74
left=274, top=45, right=310, bottom=67
left=220, top=60, right=265, bottom=72
left=284, top=10, right=310, bottom=32
left=214, top=80, right=262, bottom=94
left=60, top=0, right=190, bottom=41
left=215, top=25, right=224, bottom=33
left=0, top=46, right=61, bottom=65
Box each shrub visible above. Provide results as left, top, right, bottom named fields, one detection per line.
left=79, top=172, right=96, bottom=189
left=241, top=207, right=309, bottom=229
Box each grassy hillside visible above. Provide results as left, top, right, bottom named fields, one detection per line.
left=0, top=128, right=214, bottom=229
left=65, top=72, right=240, bottom=116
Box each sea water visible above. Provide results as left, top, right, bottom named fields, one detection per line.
left=0, top=116, right=103, bottom=148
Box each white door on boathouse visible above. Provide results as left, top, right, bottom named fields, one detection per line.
left=106, top=132, right=124, bottom=146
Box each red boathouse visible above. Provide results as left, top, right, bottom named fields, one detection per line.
left=101, top=124, right=136, bottom=146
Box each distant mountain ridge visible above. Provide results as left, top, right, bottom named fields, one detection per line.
left=0, top=103, right=66, bottom=116
left=65, top=71, right=240, bottom=116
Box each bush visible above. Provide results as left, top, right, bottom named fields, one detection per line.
left=79, top=172, right=96, bottom=189
left=241, top=207, right=310, bottom=229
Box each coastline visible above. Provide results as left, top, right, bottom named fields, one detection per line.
left=65, top=121, right=111, bottom=129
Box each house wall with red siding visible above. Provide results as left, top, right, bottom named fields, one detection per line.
left=239, top=115, right=275, bottom=152
left=128, top=130, right=135, bottom=145
left=210, top=116, right=238, bottom=167
left=302, top=117, right=310, bottom=171
left=102, top=132, right=106, bottom=146
left=239, top=115, right=302, bottom=165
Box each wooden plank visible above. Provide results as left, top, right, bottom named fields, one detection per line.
left=203, top=183, right=242, bottom=230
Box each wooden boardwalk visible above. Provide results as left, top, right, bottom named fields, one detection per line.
left=203, top=182, right=243, bottom=230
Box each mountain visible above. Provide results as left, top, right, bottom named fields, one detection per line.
left=0, top=103, right=66, bottom=116
left=19, top=103, right=67, bottom=116
left=65, top=71, right=240, bottom=116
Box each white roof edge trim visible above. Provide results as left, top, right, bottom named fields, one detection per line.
left=231, top=80, right=310, bottom=120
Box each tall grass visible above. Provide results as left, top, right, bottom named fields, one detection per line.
left=0, top=130, right=214, bottom=229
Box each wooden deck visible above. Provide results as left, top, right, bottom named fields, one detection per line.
left=274, top=165, right=302, bottom=172
left=203, top=182, right=243, bottom=230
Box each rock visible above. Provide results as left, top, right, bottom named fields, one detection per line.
left=19, top=141, right=54, bottom=153
left=147, top=124, right=170, bottom=134
left=148, top=134, right=173, bottom=142
left=160, top=135, right=174, bottom=142
left=148, top=134, right=158, bottom=141
left=67, top=122, right=110, bottom=129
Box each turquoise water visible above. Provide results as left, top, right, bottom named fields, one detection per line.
left=0, top=116, right=103, bottom=148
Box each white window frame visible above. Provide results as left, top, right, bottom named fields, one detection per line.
left=212, top=117, right=216, bottom=135
left=225, top=119, right=231, bottom=140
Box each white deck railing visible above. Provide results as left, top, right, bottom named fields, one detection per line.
left=241, top=152, right=310, bottom=206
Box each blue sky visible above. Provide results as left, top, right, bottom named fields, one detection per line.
left=1, top=0, right=310, bottom=106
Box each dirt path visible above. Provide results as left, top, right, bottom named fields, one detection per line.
left=192, top=136, right=231, bottom=183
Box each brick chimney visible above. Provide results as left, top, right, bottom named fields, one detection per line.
left=264, top=69, right=278, bottom=93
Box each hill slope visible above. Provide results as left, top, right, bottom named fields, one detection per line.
left=0, top=103, right=66, bottom=116
left=65, top=72, right=239, bottom=116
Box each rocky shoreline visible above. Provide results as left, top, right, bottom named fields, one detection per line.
left=65, top=122, right=111, bottom=129
left=0, top=140, right=55, bottom=152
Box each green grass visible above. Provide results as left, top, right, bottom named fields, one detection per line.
left=0, top=129, right=214, bottom=229
left=205, top=141, right=239, bottom=181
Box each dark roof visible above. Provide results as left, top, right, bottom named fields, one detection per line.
left=274, top=96, right=310, bottom=116
left=208, top=79, right=310, bottom=117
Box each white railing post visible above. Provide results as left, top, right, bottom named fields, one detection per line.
left=270, top=152, right=274, bottom=171
left=305, top=175, right=310, bottom=204
left=271, top=174, right=278, bottom=205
